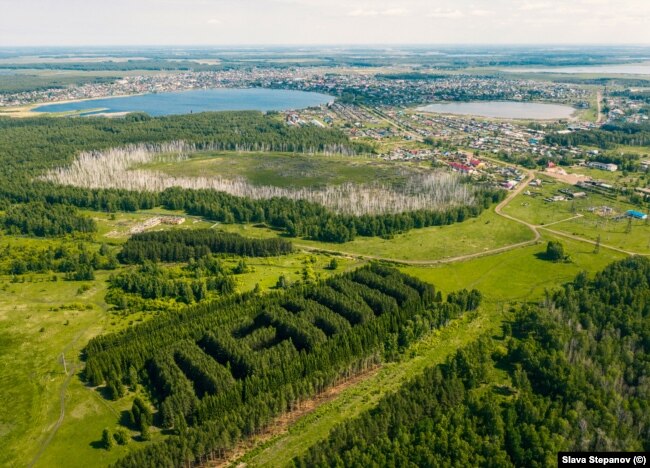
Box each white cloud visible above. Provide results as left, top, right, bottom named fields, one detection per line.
left=381, top=8, right=408, bottom=16
left=518, top=2, right=552, bottom=11
left=347, top=9, right=378, bottom=16
left=427, top=8, right=464, bottom=19
left=2, top=0, right=650, bottom=45
left=347, top=8, right=408, bottom=17
left=469, top=9, right=494, bottom=17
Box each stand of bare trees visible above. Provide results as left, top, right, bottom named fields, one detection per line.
left=43, top=143, right=475, bottom=216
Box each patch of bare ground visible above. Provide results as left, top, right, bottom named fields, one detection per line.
left=201, top=365, right=380, bottom=468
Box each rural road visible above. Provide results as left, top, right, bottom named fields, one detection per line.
left=297, top=170, right=542, bottom=266
left=596, top=89, right=605, bottom=125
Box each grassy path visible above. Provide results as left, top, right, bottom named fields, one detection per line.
left=236, top=304, right=505, bottom=467
left=28, top=362, right=78, bottom=468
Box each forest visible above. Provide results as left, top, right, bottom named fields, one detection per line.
left=2, top=202, right=96, bottom=237
left=294, top=257, right=650, bottom=467
left=82, top=264, right=481, bottom=467
left=108, top=260, right=235, bottom=306
left=545, top=121, right=650, bottom=148
left=0, top=112, right=502, bottom=243
left=0, top=240, right=118, bottom=277
left=118, top=229, right=293, bottom=263
left=157, top=186, right=504, bottom=243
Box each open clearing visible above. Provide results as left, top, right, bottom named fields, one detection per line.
left=141, top=151, right=425, bottom=189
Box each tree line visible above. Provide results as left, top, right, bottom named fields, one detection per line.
left=546, top=121, right=650, bottom=149
left=158, top=187, right=505, bottom=243
left=118, top=229, right=293, bottom=263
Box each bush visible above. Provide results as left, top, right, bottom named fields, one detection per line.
left=101, top=428, right=114, bottom=450
left=545, top=241, right=565, bottom=262
left=114, top=427, right=130, bottom=445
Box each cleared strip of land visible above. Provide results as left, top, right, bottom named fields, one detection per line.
left=235, top=305, right=504, bottom=467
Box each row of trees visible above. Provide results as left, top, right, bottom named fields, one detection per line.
left=82, top=265, right=481, bottom=467
left=158, top=186, right=504, bottom=243
left=118, top=229, right=293, bottom=263
left=294, top=257, right=650, bottom=466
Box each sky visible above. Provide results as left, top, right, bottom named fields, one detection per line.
left=1, top=0, right=649, bottom=46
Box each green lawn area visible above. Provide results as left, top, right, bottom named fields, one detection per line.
left=230, top=254, right=365, bottom=293
left=402, top=232, right=625, bottom=303
left=548, top=215, right=650, bottom=254
left=502, top=179, right=650, bottom=254
left=220, top=209, right=534, bottom=262
left=141, top=151, right=421, bottom=189
left=0, top=271, right=137, bottom=467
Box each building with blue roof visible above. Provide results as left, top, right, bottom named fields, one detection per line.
left=627, top=210, right=648, bottom=220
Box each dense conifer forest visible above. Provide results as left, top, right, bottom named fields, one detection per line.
left=82, top=264, right=480, bottom=467
left=294, top=257, right=650, bottom=467
left=118, top=229, right=293, bottom=263
left=2, top=202, right=96, bottom=237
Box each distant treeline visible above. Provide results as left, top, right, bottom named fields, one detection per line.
left=376, top=73, right=447, bottom=81
left=119, top=229, right=293, bottom=263
left=0, top=74, right=118, bottom=95
left=0, top=59, right=223, bottom=72
left=610, top=89, right=650, bottom=103
left=546, top=121, right=650, bottom=148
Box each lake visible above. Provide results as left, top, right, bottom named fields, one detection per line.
left=417, top=101, right=575, bottom=120
left=504, top=63, right=650, bottom=75
left=33, top=88, right=333, bottom=116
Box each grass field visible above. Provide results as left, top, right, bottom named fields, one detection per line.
left=0, top=271, right=136, bottom=467
left=402, top=232, right=625, bottom=302
left=219, top=209, right=534, bottom=262
left=142, top=151, right=424, bottom=189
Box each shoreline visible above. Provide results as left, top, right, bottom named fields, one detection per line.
left=0, top=92, right=148, bottom=118
left=0, top=87, right=333, bottom=118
